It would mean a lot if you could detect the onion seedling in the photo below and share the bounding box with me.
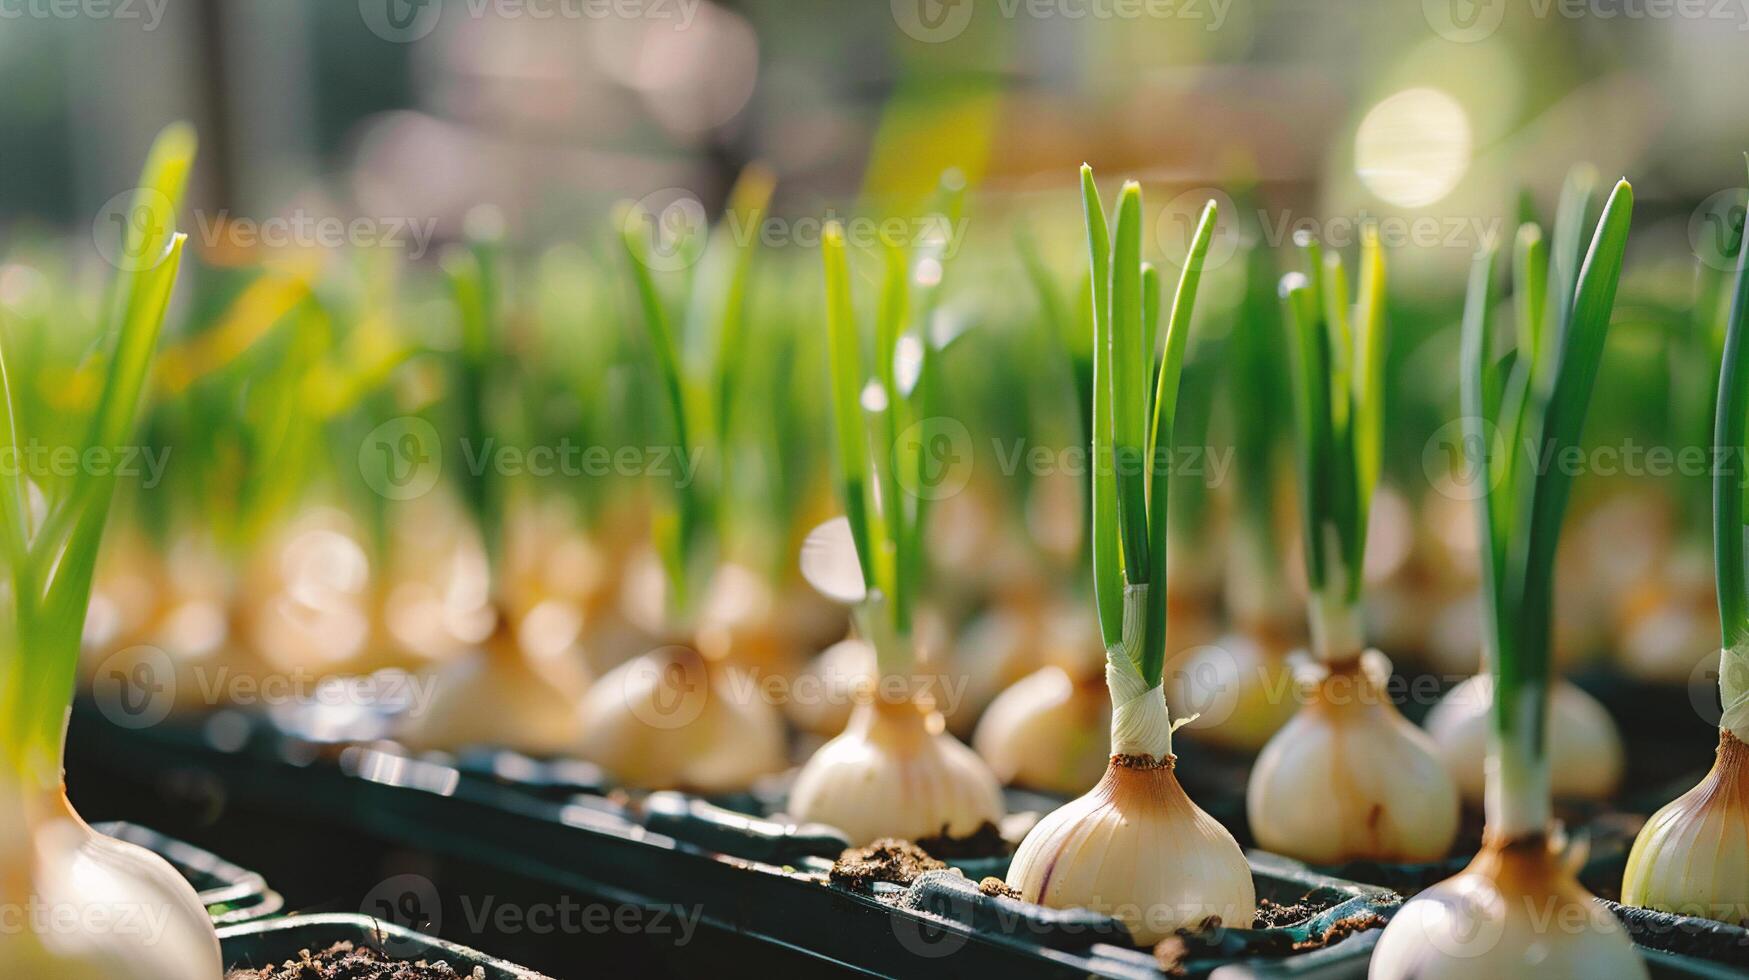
[0,124,223,979]
[1373,178,1642,978]
[1171,214,1301,753]
[1423,170,1626,808]
[1004,168,1254,944]
[398,221,587,756]
[788,188,1006,847]
[969,229,1113,795]
[576,171,789,792]
[1244,225,1462,865]
[1621,160,1749,925]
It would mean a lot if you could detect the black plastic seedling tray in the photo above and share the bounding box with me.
[94,821,284,926]
[1575,831,1749,974]
[339,746,1403,979]
[218,913,552,978]
[70,703,1728,979]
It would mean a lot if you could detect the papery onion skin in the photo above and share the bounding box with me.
[0,791,222,980]
[1621,731,1749,924]
[788,696,1003,846]
[973,665,1110,795]
[1168,628,1298,753]
[1248,652,1459,864]
[1372,834,1646,979]
[1425,675,1624,805]
[578,645,786,792]
[398,622,583,756]
[1006,755,1255,945]
[785,636,871,736]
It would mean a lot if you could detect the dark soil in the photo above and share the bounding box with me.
[830,838,946,892]
[914,820,1009,859]
[224,941,483,980]
[978,876,1019,898]
[1251,897,1323,928]
[1152,899,1387,972]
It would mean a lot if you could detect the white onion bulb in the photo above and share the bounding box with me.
[398,620,584,756]
[785,636,872,736]
[1007,642,1254,945]
[0,790,221,979]
[1248,651,1459,864]
[1621,730,1749,923]
[1006,756,1254,944]
[1168,629,1297,753]
[1425,674,1623,806]
[578,645,786,792]
[788,694,1003,845]
[973,665,1110,794]
[1372,836,1646,979]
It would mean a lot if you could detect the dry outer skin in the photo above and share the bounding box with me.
[224,941,486,980]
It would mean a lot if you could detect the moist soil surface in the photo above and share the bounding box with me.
[225,941,485,980]
[830,838,946,892]
[1152,892,1387,973]
[913,820,1009,859]
[1251,897,1325,928]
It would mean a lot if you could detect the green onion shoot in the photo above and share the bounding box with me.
[1374,177,1643,980]
[1003,167,1254,945]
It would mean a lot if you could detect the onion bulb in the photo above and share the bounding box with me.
[1247,651,1459,864]
[1621,728,1749,923]
[0,789,221,979]
[1615,552,1716,684]
[1007,642,1254,945]
[1167,625,1298,753]
[973,664,1110,794]
[1425,674,1623,806]
[1372,835,1645,979]
[578,644,786,792]
[788,688,1003,845]
[785,635,872,736]
[398,614,584,756]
